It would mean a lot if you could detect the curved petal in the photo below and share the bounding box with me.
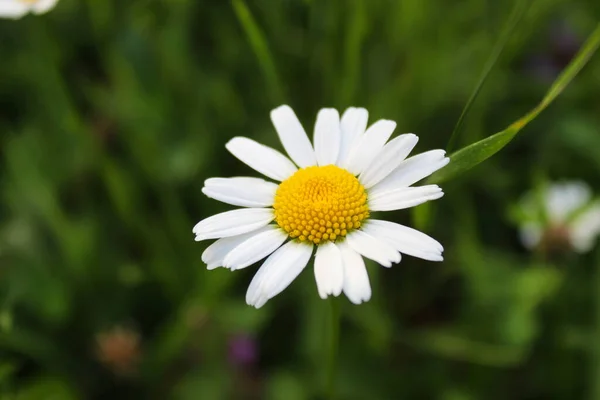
[363,220,444,261]
[201,227,272,269]
[345,120,396,175]
[246,241,313,308]
[202,177,278,207]
[223,226,288,270]
[519,222,542,250]
[369,185,444,212]
[338,241,371,304]
[0,2,29,18]
[225,137,297,181]
[570,203,600,253]
[371,150,449,193]
[345,230,400,268]
[545,181,592,224]
[338,107,368,168]
[313,108,341,166]
[193,208,274,241]
[359,134,418,189]
[314,242,344,299]
[32,0,59,14]
[270,105,316,168]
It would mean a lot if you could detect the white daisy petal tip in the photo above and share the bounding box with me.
[222,227,287,271]
[346,230,401,268]
[338,107,369,167]
[314,108,341,166]
[345,119,397,175]
[192,208,274,241]
[359,133,420,189]
[201,177,277,208]
[339,243,372,304]
[369,185,444,212]
[244,241,312,308]
[270,104,317,168]
[347,290,371,305]
[362,220,445,262]
[225,136,297,181]
[314,242,344,299]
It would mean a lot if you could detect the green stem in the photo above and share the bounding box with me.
[326,298,341,400]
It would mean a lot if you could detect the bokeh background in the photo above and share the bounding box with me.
[1,0,600,399]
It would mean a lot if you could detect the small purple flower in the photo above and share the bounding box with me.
[228,334,258,367]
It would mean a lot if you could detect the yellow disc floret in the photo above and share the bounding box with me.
[273,165,369,245]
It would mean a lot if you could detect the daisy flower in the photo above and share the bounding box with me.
[0,0,58,19]
[518,181,600,253]
[193,105,449,308]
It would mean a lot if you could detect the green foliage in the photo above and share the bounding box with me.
[430,23,600,184]
[0,0,599,399]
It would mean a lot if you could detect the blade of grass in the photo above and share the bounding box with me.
[429,23,600,184]
[231,0,285,102]
[446,0,530,152]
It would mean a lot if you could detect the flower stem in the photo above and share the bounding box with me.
[327,298,340,400]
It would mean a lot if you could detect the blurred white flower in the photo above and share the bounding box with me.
[193,105,449,308]
[0,0,58,19]
[518,181,600,253]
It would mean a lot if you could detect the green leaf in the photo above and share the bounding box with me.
[446,0,530,152]
[429,23,600,184]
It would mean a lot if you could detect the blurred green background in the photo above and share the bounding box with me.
[1,0,600,399]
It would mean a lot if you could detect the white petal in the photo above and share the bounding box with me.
[345,120,397,175]
[369,185,444,212]
[225,137,297,181]
[201,227,271,270]
[313,108,341,166]
[270,105,317,168]
[314,242,344,299]
[245,241,313,308]
[202,177,278,207]
[193,208,274,241]
[363,220,444,262]
[519,222,542,250]
[339,241,371,304]
[338,107,368,168]
[0,2,29,18]
[570,202,600,253]
[223,226,288,270]
[371,150,450,194]
[32,0,59,14]
[359,134,419,189]
[545,181,591,224]
[345,230,400,268]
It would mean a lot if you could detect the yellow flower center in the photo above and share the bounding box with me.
[273,165,369,245]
